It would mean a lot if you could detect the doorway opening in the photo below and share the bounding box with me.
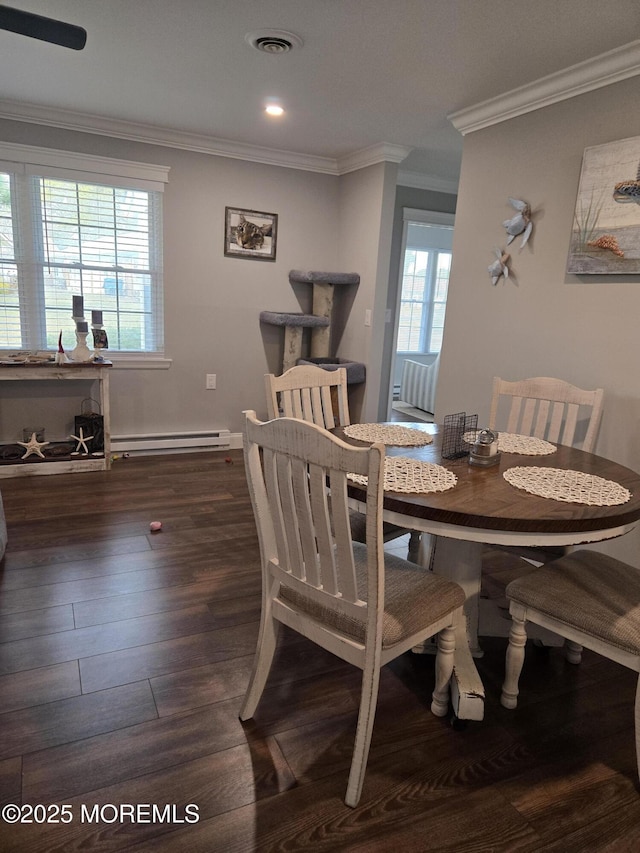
[391,209,454,421]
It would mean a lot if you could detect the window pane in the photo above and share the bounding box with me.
[29,176,161,353]
[81,229,116,267]
[398,248,430,352]
[43,267,81,348]
[0,175,19,347]
[429,326,444,352]
[0,173,14,260]
[397,238,451,355]
[45,307,76,350]
[434,252,451,301]
[402,249,428,301]
[0,263,20,347]
[397,301,423,352]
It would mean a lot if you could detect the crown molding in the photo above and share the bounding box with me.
[449,39,640,135]
[397,169,458,195]
[0,99,413,179]
[336,143,412,175]
[0,98,340,174]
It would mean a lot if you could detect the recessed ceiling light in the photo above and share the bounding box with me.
[265,104,284,117]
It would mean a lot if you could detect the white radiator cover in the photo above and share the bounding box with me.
[400,354,440,414]
[111,429,232,453]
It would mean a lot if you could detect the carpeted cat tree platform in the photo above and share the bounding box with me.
[260,270,365,387]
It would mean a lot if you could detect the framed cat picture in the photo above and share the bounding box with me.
[224,207,278,261]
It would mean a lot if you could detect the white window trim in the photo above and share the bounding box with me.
[111,355,173,369]
[402,208,455,227]
[0,142,169,189]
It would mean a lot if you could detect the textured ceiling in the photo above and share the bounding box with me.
[1,0,639,185]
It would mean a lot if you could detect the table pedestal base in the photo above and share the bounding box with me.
[428,537,485,720]
[412,537,565,721]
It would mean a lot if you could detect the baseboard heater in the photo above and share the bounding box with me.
[111,429,231,453]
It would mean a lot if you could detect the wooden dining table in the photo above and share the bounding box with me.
[338,421,640,722]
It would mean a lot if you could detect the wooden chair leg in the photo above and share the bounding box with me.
[345,658,382,808]
[501,614,527,709]
[417,532,435,569]
[565,640,583,664]
[407,531,421,563]
[431,624,455,716]
[239,602,279,721]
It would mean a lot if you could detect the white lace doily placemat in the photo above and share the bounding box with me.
[463,431,556,455]
[348,456,456,494]
[344,423,433,446]
[503,466,631,506]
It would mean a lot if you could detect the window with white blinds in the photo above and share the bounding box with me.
[0,144,168,356]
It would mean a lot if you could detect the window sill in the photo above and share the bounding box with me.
[1,353,172,369]
[109,356,172,370]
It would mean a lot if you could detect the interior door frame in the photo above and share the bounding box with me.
[389,208,455,410]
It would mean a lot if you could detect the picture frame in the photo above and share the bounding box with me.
[568,135,640,274]
[224,207,278,261]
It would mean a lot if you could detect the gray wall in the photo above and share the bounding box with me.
[0,118,391,440]
[436,75,640,564]
[335,161,399,422]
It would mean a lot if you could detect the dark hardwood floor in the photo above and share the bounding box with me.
[0,450,639,852]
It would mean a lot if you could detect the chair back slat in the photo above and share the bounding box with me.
[262,448,296,576]
[291,456,323,584]
[505,396,523,434]
[328,468,359,601]
[520,398,537,435]
[545,400,563,443]
[559,402,579,446]
[533,399,550,438]
[308,462,335,589]
[490,376,604,452]
[283,390,304,420]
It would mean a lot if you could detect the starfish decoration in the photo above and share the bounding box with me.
[17,432,50,459]
[70,427,94,455]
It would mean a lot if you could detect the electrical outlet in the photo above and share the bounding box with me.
[206,374,216,390]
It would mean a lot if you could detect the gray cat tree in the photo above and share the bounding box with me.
[260,270,365,386]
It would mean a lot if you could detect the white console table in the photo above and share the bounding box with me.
[0,361,112,477]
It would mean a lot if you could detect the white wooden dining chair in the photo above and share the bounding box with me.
[265,364,421,562]
[488,375,605,568]
[500,549,640,781]
[240,411,465,808]
[488,376,604,454]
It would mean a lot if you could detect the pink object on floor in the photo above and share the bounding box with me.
[149,521,162,532]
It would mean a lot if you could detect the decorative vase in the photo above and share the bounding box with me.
[70,330,93,362]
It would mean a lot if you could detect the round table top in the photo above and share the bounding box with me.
[338,422,640,537]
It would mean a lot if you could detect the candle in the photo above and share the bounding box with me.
[72,295,84,317]
[91,310,103,326]
[76,320,89,333]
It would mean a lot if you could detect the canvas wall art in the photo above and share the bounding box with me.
[568,135,640,274]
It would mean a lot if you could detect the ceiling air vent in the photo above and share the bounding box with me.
[245,30,304,54]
